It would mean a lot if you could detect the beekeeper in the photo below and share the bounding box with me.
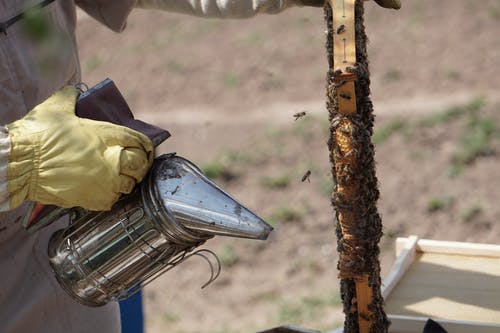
[0,0,400,332]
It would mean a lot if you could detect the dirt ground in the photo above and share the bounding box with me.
[76,1,500,332]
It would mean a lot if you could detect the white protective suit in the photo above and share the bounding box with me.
[0,0,302,332]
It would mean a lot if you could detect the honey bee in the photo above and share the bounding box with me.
[336,24,346,34]
[293,111,307,120]
[359,312,370,321]
[301,170,311,182]
[345,66,356,73]
[339,92,351,100]
[336,80,347,88]
[349,297,357,314]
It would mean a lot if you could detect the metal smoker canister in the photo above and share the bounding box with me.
[48,154,273,307]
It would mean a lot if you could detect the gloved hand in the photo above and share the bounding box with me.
[5,86,154,211]
[300,0,401,9]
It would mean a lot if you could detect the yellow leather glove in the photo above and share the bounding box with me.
[6,86,154,211]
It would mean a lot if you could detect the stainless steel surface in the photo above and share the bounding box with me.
[48,189,201,306]
[48,154,273,306]
[151,155,273,240]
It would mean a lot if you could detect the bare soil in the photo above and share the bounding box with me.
[76,1,500,332]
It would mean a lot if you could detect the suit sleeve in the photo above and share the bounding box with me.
[135,0,301,19]
[76,0,303,32]
[76,0,136,32]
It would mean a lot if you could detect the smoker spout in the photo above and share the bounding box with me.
[152,155,273,240]
[172,202,273,240]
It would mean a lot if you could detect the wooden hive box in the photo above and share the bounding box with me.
[382,236,500,333]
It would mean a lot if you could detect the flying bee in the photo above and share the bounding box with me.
[336,24,346,34]
[293,111,307,120]
[301,170,311,182]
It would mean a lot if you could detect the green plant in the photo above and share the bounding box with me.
[373,119,407,144]
[260,174,292,189]
[253,290,280,303]
[319,177,333,197]
[221,149,253,164]
[152,36,167,50]
[445,69,461,80]
[267,206,302,225]
[406,96,496,177]
[293,115,315,139]
[162,311,179,323]
[448,115,496,177]
[218,244,240,267]
[426,196,454,213]
[418,97,486,127]
[288,258,323,275]
[169,29,190,43]
[319,118,331,136]
[200,161,236,181]
[456,117,496,163]
[489,6,500,19]
[223,72,240,87]
[408,148,431,161]
[277,292,341,324]
[385,228,401,239]
[84,56,103,72]
[264,126,288,157]
[167,60,187,73]
[278,300,303,323]
[265,126,284,139]
[264,74,284,90]
[125,44,141,54]
[383,69,402,82]
[462,205,484,223]
[243,31,266,45]
[372,97,487,147]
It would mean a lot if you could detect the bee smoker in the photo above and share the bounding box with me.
[23,79,273,307]
[46,153,272,307]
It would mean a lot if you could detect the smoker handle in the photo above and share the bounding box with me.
[21,203,70,233]
[75,78,170,147]
[22,79,170,233]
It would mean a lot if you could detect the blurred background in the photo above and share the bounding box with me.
[76,1,500,332]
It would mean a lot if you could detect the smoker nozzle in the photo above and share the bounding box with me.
[151,155,273,240]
